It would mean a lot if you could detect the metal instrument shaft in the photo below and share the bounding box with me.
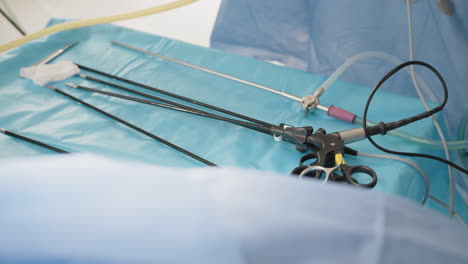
[111,41,304,102]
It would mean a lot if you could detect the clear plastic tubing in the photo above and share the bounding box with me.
[319,50,468,149]
[319,51,436,102]
[354,116,468,149]
[457,109,468,168]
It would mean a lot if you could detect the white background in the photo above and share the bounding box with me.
[0,0,221,47]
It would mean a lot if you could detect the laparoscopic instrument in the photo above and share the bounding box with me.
[293,151,377,189]
[112,31,466,219]
[28,40,462,177]
[65,59,467,186]
[62,78,379,183]
[64,59,465,181]
[35,41,78,65]
[8,41,467,222]
[111,41,468,150]
[71,56,468,177]
[46,85,217,167]
[11,40,466,222]
[16,41,381,186]
[23,41,468,179]
[58,61,377,187]
[0,128,68,153]
[64,79,378,187]
[74,59,381,186]
[1,0,464,224]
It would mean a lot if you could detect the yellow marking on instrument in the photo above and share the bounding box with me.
[335,153,346,165]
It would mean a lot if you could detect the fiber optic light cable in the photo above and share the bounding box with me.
[362,60,467,175]
[46,85,216,167]
[353,117,468,150]
[0,128,69,153]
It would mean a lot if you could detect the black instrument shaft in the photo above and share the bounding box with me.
[75,64,273,127]
[1,128,68,153]
[47,85,216,167]
[66,83,272,135]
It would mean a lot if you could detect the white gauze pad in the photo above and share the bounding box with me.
[20,61,80,86]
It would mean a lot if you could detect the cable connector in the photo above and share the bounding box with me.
[271,124,313,152]
[300,87,325,114]
[377,122,387,135]
[327,105,356,123]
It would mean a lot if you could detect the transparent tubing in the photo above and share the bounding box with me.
[319,51,437,102]
[357,151,430,206]
[318,50,468,149]
[353,117,468,149]
[405,0,453,217]
[457,109,468,169]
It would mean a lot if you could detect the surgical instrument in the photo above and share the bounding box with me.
[46,85,217,167]
[292,149,377,188]
[64,82,318,152]
[109,41,468,150]
[0,7,25,36]
[62,82,360,149]
[64,80,381,188]
[35,41,78,65]
[65,83,274,135]
[0,128,69,153]
[74,68,273,127]
[111,41,304,102]
[111,41,328,113]
[71,60,468,175]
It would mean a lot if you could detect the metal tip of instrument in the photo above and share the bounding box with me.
[62,41,79,51]
[111,41,133,50]
[78,73,87,78]
[65,83,78,88]
[47,85,57,90]
[0,128,6,133]
[35,41,79,65]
